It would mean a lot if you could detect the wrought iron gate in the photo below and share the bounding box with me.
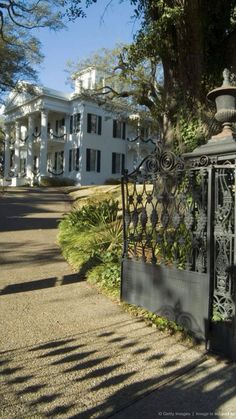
[121,142,236,358]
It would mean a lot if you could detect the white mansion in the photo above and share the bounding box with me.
[2,68,155,186]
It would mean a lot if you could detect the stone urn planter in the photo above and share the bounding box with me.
[207,68,236,139]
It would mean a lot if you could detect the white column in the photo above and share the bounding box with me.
[63,114,70,177]
[14,121,21,176]
[4,126,11,178]
[39,109,48,178]
[26,115,35,181]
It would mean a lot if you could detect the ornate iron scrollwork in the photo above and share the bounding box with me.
[122,146,236,322]
[122,142,208,271]
[212,165,235,320]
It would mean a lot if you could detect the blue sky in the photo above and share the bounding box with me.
[35,1,139,92]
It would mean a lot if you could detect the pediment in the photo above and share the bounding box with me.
[5,85,40,112]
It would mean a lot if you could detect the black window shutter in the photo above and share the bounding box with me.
[61,118,65,126]
[70,116,73,134]
[54,152,58,170]
[113,120,117,138]
[122,123,126,140]
[98,116,102,135]
[76,147,80,171]
[97,150,101,172]
[60,151,64,171]
[112,152,116,174]
[87,114,92,133]
[69,150,72,172]
[76,113,81,132]
[86,148,91,171]
[55,120,59,134]
[122,154,125,173]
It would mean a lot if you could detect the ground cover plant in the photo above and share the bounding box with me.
[58,186,194,342]
[58,196,123,297]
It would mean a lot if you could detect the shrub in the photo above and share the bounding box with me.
[64,199,119,231]
[58,198,123,293]
[40,176,76,187]
[104,178,121,185]
[88,262,121,297]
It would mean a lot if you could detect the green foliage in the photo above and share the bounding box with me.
[176,116,205,152]
[0,1,64,36]
[104,178,121,185]
[122,303,191,340]
[212,305,230,322]
[0,1,65,100]
[92,219,123,261]
[40,177,76,187]
[64,0,97,19]
[88,262,121,297]
[64,199,119,231]
[154,225,191,269]
[65,1,236,148]
[58,187,193,340]
[58,198,122,294]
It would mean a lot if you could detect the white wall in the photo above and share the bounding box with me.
[79,102,127,185]
[4,86,153,186]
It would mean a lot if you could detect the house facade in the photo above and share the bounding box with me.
[3,69,155,186]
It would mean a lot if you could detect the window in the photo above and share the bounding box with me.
[69,148,80,172]
[47,153,53,171]
[112,153,125,174]
[87,113,102,135]
[54,151,64,171]
[113,120,126,140]
[70,113,81,134]
[55,118,65,135]
[33,156,38,171]
[86,148,101,172]
[20,158,26,175]
[10,150,14,168]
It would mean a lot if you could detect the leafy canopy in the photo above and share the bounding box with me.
[66,0,236,150]
[0,1,65,101]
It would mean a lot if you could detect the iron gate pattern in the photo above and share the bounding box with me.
[121,142,236,338]
[213,162,235,321]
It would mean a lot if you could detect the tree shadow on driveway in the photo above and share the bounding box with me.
[0,273,84,295]
[0,321,235,419]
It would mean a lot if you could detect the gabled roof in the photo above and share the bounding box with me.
[4,82,71,113]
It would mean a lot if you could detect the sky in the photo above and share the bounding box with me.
[35,1,139,92]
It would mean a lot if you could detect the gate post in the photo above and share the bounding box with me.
[184,69,236,360]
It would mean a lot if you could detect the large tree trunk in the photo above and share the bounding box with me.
[151,0,236,146]
[177,0,205,101]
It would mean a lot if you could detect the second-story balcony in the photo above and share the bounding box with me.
[31,127,67,144]
[48,128,67,143]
